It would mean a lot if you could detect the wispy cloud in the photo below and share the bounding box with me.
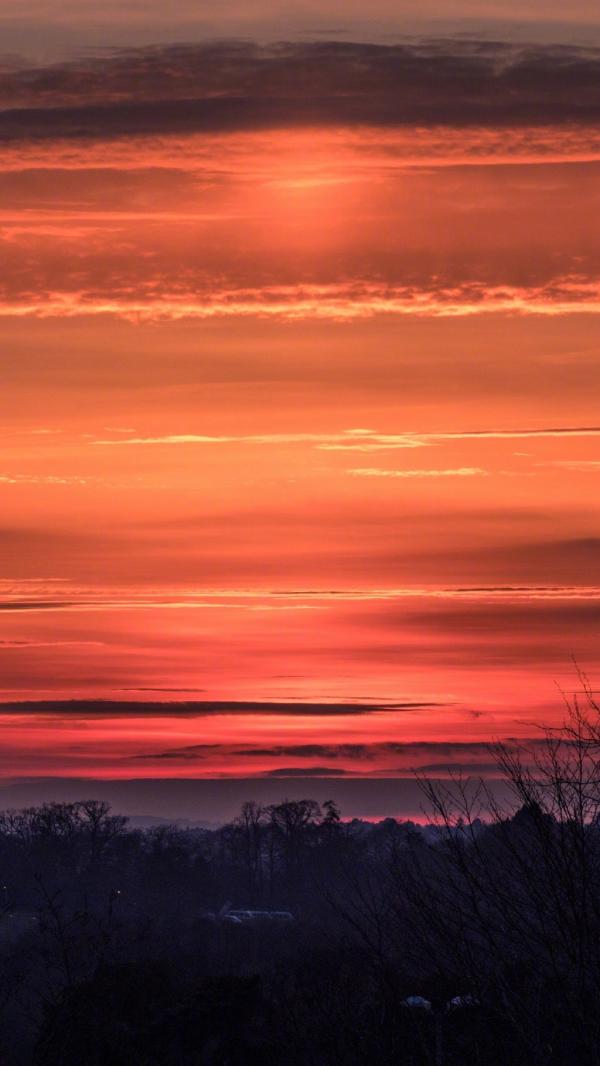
[0,474,90,485]
[91,424,600,451]
[334,426,600,453]
[429,426,600,441]
[0,640,104,648]
[92,428,427,449]
[542,460,600,471]
[5,278,600,321]
[349,467,487,479]
[3,581,600,615]
[5,125,600,174]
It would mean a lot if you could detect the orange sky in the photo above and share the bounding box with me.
[2,34,600,810]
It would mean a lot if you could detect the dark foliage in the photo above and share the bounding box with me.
[2,692,600,1062]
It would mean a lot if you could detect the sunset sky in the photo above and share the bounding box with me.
[2,3,600,819]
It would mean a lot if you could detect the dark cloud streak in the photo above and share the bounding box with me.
[0,699,440,719]
[261,766,350,777]
[130,739,541,763]
[3,41,600,142]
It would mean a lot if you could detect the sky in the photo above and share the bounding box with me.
[2,4,600,819]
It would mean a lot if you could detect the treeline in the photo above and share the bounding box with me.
[0,797,431,1064]
[0,795,419,917]
[3,692,600,1062]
